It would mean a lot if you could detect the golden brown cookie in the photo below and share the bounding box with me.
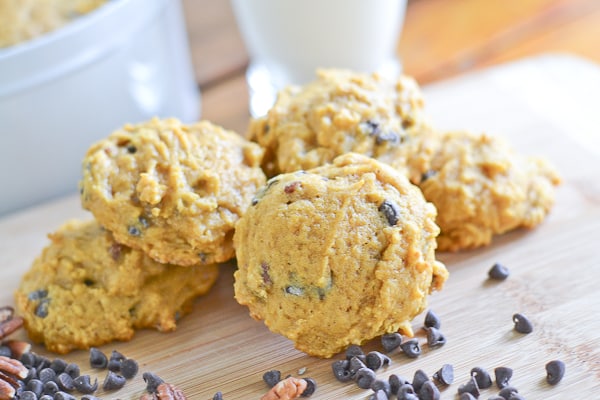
[397,130,561,251]
[80,118,266,266]
[248,69,429,177]
[14,219,219,354]
[234,153,448,358]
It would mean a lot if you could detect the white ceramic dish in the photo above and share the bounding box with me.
[0,0,200,216]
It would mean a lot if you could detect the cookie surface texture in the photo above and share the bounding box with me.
[234,153,448,358]
[248,69,428,177]
[400,130,561,251]
[14,219,219,354]
[80,118,266,266]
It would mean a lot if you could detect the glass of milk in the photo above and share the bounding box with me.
[230,0,407,117]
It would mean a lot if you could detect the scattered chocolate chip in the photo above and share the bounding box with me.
[345,345,365,361]
[103,371,126,391]
[50,358,67,374]
[545,360,565,385]
[38,368,56,384]
[64,363,80,379]
[488,262,510,280]
[262,370,281,388]
[419,380,440,400]
[365,351,390,371]
[348,356,367,377]
[398,383,417,399]
[371,379,391,397]
[369,389,388,400]
[459,393,477,400]
[89,348,107,369]
[426,327,446,348]
[470,366,493,389]
[21,352,36,367]
[213,392,223,400]
[494,367,513,389]
[411,369,428,392]
[28,290,48,301]
[388,374,409,395]
[331,360,352,382]
[39,395,54,400]
[35,299,50,318]
[143,372,164,393]
[36,355,51,370]
[73,375,98,394]
[424,309,441,329]
[457,376,480,398]
[20,391,37,400]
[127,226,141,236]
[43,380,59,396]
[301,377,316,397]
[508,393,526,400]
[381,332,402,352]
[54,391,76,400]
[432,364,454,385]
[379,200,400,226]
[400,338,421,358]
[498,386,519,399]
[121,358,139,379]
[57,372,75,391]
[355,368,377,389]
[512,313,534,334]
[26,379,43,397]
[107,358,121,373]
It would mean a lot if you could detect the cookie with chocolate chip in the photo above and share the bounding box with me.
[233,153,448,358]
[14,219,219,353]
[80,118,266,266]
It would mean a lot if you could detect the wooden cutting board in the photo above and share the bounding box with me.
[1,55,598,399]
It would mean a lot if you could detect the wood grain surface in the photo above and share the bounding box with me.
[0,56,599,399]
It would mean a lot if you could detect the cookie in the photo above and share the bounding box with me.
[248,69,428,177]
[397,130,561,251]
[14,219,219,354]
[80,118,266,266]
[234,153,448,358]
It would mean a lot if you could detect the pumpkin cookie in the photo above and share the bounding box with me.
[80,118,266,266]
[248,69,429,177]
[14,219,219,354]
[400,130,561,251]
[234,153,448,358]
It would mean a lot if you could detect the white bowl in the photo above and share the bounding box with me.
[0,0,200,216]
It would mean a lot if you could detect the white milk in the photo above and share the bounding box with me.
[231,0,407,116]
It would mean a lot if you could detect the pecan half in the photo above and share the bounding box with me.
[0,377,16,400]
[0,317,23,341]
[0,356,28,379]
[140,382,187,400]
[260,377,307,400]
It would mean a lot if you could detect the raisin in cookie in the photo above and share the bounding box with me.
[80,118,266,266]
[248,69,429,177]
[397,130,561,251]
[14,219,219,354]
[234,153,448,358]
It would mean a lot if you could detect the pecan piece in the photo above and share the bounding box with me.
[0,356,28,379]
[139,383,187,400]
[260,377,308,400]
[0,377,16,400]
[0,317,23,341]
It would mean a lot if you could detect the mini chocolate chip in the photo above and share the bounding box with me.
[43,380,59,396]
[142,372,164,393]
[545,360,565,385]
[35,299,50,318]
[421,170,437,182]
[488,262,510,280]
[369,390,388,400]
[332,360,352,382]
[28,289,48,301]
[365,351,390,371]
[38,368,56,383]
[213,392,223,400]
[432,364,454,385]
[400,338,421,358]
[379,200,400,226]
[50,359,67,374]
[26,379,43,397]
[301,377,316,397]
[126,145,137,154]
[419,380,440,400]
[498,386,519,399]
[57,372,75,391]
[470,367,492,389]
[54,391,76,400]
[381,333,402,352]
[127,226,141,236]
[65,363,80,379]
[121,358,139,379]
[355,368,377,389]
[513,313,534,334]
[459,393,477,400]
[426,327,446,348]
[262,370,281,388]
[73,375,98,394]
[388,374,409,395]
[284,286,304,296]
[371,380,391,397]
[411,369,428,392]
[345,345,365,360]
[348,356,367,377]
[424,309,441,329]
[494,366,513,389]
[89,348,107,369]
[103,371,126,391]
[20,391,37,400]
[457,376,480,398]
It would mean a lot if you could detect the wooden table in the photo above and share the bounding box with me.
[1,2,599,399]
